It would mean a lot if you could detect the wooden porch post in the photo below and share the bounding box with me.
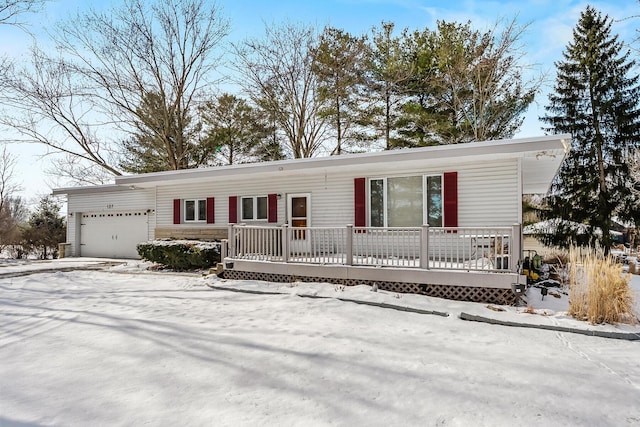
[282,224,289,263]
[220,239,228,259]
[228,224,235,258]
[511,223,522,273]
[346,224,353,266]
[421,224,430,269]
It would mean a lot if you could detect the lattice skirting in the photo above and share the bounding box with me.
[223,269,517,305]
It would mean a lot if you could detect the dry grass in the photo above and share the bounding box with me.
[544,252,569,266]
[568,249,637,325]
[542,251,570,285]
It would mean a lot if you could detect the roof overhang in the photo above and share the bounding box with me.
[53,134,570,195]
[52,184,133,196]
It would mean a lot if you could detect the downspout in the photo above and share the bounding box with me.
[516,157,523,274]
[154,185,158,239]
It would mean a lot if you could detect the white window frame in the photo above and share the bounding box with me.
[241,195,268,221]
[184,199,207,222]
[368,174,443,227]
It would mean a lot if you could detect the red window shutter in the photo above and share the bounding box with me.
[268,193,278,223]
[206,197,215,224]
[354,178,366,227]
[228,196,238,223]
[443,172,458,227]
[173,199,181,224]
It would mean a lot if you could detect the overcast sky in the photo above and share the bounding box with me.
[1,0,637,203]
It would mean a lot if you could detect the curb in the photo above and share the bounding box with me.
[0,262,125,279]
[459,312,640,341]
[206,284,449,317]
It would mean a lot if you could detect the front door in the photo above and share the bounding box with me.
[287,193,311,254]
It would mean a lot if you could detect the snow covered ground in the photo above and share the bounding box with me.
[1,259,639,426]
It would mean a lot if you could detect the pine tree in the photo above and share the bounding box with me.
[200,93,271,165]
[22,197,66,259]
[366,22,412,150]
[542,6,640,253]
[396,20,536,147]
[312,27,372,155]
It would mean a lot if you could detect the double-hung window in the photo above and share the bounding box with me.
[369,175,442,227]
[241,196,268,221]
[184,199,207,222]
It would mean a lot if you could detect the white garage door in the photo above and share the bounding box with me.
[80,211,150,258]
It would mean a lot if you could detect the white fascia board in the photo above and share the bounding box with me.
[114,134,571,188]
[52,184,125,196]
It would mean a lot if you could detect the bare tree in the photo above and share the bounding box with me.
[233,22,327,158]
[0,0,229,183]
[1,48,123,180]
[0,0,45,27]
[0,145,26,252]
[0,145,18,213]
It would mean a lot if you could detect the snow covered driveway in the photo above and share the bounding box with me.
[1,268,639,426]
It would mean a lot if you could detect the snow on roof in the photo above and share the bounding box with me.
[524,219,622,236]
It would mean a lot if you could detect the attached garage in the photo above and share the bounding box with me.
[52,185,156,258]
[80,210,151,258]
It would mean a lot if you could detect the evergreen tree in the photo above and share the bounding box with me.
[312,27,372,154]
[542,6,640,253]
[22,196,66,259]
[396,20,536,147]
[366,22,412,150]
[200,93,272,165]
[394,27,440,147]
[253,93,287,162]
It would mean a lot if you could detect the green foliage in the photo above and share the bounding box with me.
[200,93,273,165]
[395,19,536,147]
[22,196,66,259]
[137,240,221,270]
[363,18,537,149]
[366,22,412,149]
[542,6,640,252]
[312,27,374,154]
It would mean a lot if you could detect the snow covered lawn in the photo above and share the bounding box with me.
[1,261,639,426]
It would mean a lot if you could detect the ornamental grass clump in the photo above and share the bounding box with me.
[568,250,636,325]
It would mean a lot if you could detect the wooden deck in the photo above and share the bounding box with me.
[221,224,527,304]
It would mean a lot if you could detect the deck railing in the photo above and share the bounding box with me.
[226,223,522,273]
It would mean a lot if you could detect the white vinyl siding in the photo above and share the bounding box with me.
[154,158,520,230]
[457,160,520,226]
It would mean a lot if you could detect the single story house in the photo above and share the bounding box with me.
[53,134,570,304]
